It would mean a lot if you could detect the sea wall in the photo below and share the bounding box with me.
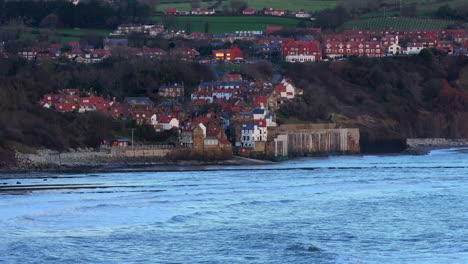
[267,124,360,157]
[15,146,176,169]
[287,128,360,154]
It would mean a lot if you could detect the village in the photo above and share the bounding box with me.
[2,19,468,63]
[3,21,467,159]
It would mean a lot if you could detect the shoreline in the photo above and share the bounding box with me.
[0,156,273,176]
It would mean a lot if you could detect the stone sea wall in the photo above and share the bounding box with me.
[14,147,173,170]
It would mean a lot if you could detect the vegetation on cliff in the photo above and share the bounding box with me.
[280,50,468,152]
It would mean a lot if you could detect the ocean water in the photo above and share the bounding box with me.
[0,148,467,264]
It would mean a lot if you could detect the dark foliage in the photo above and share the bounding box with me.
[0,56,216,167]
[0,0,151,29]
[281,54,468,151]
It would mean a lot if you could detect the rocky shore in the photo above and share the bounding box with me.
[1,148,271,175]
[405,138,468,155]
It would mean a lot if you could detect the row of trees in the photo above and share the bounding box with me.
[0,0,152,29]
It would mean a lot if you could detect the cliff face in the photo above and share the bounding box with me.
[281,54,468,153]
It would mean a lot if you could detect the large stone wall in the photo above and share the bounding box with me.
[110,146,173,158]
[287,128,360,154]
[267,124,360,156]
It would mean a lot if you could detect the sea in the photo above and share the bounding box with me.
[0,148,467,264]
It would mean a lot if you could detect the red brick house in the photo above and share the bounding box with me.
[165,8,178,15]
[191,8,215,15]
[324,41,384,58]
[281,40,322,62]
[242,8,256,15]
[212,46,244,61]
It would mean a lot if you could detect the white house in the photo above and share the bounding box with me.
[252,109,267,120]
[159,117,179,130]
[276,79,296,99]
[241,123,267,148]
[406,42,424,55]
[387,36,402,55]
[150,114,158,126]
[295,11,311,18]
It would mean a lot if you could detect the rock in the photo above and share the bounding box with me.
[16,181,21,185]
[307,246,320,252]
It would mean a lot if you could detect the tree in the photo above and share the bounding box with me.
[40,13,61,29]
[185,23,192,35]
[434,5,459,20]
[191,0,201,8]
[204,22,211,33]
[162,15,177,28]
[315,7,350,31]
[230,0,247,15]
[401,5,418,17]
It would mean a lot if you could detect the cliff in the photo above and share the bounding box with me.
[281,52,468,153]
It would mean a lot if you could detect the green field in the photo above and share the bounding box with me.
[152,16,303,33]
[237,0,336,12]
[1,26,111,44]
[344,17,457,30]
[55,28,112,36]
[158,1,217,11]
[158,0,336,12]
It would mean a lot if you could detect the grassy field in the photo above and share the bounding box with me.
[151,16,303,33]
[1,26,111,44]
[158,0,336,12]
[158,1,217,11]
[55,28,112,36]
[237,0,336,12]
[344,17,457,30]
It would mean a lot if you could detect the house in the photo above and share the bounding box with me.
[387,41,402,55]
[212,46,244,61]
[242,8,256,15]
[241,123,267,148]
[295,11,310,18]
[165,8,178,15]
[116,24,143,35]
[222,74,243,82]
[55,103,78,112]
[110,139,130,147]
[281,40,322,62]
[78,97,107,112]
[148,25,165,36]
[265,26,283,35]
[172,47,200,59]
[124,97,153,106]
[104,38,129,50]
[159,83,184,97]
[406,42,424,55]
[264,8,286,16]
[180,122,206,147]
[138,46,166,58]
[436,41,454,54]
[252,109,267,120]
[131,109,153,125]
[191,8,215,15]
[324,41,384,58]
[158,116,179,131]
[276,79,296,99]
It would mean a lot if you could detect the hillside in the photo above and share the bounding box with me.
[0,56,215,168]
[280,52,468,152]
